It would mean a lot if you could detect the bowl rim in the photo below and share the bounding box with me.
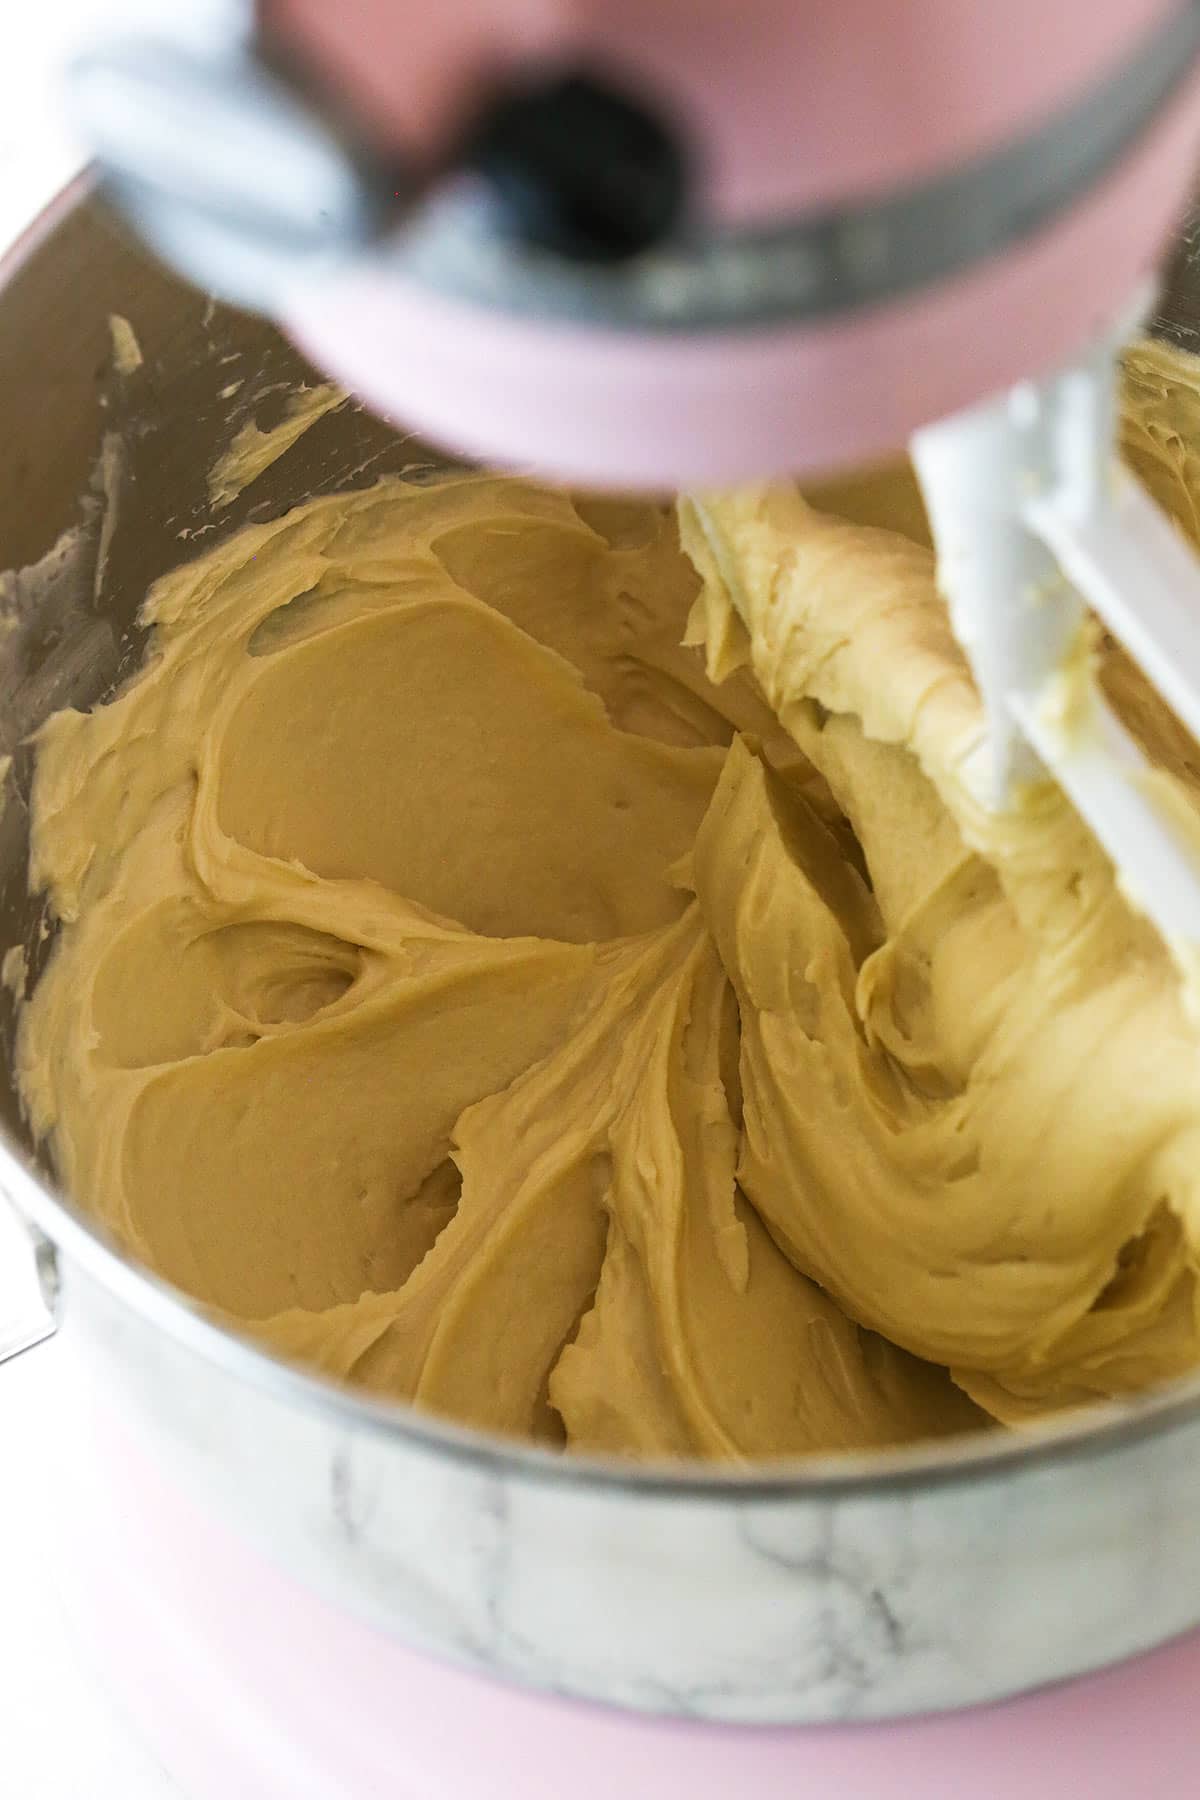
[7,173,1200,1504]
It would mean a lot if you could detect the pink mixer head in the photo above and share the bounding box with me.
[67,1,1200,484]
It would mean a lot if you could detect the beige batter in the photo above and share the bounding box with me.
[17,345,1200,1461]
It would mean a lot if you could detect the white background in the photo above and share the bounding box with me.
[1,8,185,1795]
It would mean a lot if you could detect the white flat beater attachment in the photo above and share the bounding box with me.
[912,301,1200,946]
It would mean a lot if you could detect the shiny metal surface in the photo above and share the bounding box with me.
[5,182,1200,1722]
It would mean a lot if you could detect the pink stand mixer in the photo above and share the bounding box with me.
[4,1,1200,1794]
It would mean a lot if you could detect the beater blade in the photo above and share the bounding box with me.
[912,326,1200,946]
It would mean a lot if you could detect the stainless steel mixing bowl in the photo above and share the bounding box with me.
[4,177,1200,1726]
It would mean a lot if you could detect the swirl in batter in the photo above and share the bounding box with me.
[18,345,1200,1459]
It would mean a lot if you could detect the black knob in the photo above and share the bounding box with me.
[464,72,689,265]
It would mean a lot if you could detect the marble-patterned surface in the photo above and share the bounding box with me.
[53,1245,1200,1726]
